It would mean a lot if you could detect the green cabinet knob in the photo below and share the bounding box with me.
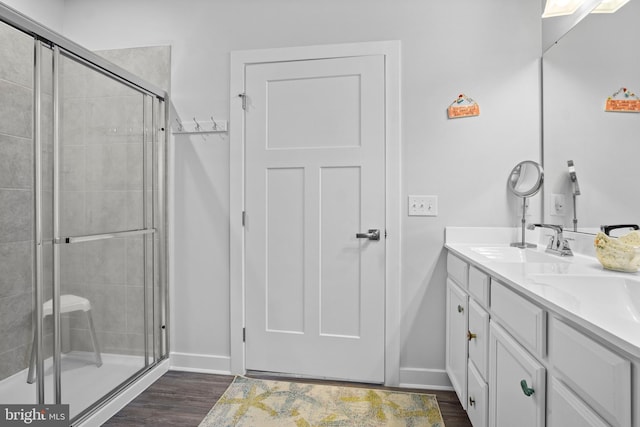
[520,379,535,397]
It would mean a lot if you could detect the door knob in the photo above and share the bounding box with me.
[356,229,380,241]
[467,331,477,341]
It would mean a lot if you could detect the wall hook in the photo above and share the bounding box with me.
[193,117,201,131]
[211,116,219,131]
[175,118,184,132]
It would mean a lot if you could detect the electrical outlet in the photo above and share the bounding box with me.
[552,193,566,216]
[408,195,438,216]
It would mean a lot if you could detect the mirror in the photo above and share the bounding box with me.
[508,160,545,197]
[542,0,639,234]
[508,161,544,248]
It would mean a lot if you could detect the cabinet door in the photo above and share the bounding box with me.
[446,278,468,409]
[549,317,631,427]
[468,360,488,427]
[489,322,546,427]
[468,299,489,380]
[548,377,609,427]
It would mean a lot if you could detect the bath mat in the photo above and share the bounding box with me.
[199,376,445,426]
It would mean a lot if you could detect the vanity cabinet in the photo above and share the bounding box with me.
[445,251,637,427]
[445,255,490,424]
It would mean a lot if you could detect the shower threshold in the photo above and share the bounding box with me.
[0,351,146,419]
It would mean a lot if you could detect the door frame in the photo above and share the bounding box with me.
[229,41,401,386]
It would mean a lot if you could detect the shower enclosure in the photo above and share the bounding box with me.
[0,4,168,424]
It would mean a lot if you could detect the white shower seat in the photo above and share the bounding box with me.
[27,295,103,384]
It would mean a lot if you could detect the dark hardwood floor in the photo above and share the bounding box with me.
[103,372,234,426]
[104,371,472,426]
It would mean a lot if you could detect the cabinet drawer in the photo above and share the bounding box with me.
[467,360,488,427]
[490,280,546,357]
[468,299,489,381]
[468,265,489,307]
[549,317,631,427]
[548,377,608,427]
[447,253,468,289]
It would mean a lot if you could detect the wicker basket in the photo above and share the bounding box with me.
[594,231,640,272]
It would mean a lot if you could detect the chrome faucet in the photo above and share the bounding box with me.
[527,223,573,256]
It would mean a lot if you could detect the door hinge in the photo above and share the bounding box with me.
[238,93,247,110]
[242,211,246,226]
[243,327,246,342]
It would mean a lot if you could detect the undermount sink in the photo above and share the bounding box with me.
[470,246,570,263]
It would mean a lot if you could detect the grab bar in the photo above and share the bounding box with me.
[56,228,156,244]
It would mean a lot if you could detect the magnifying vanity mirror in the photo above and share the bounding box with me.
[508,160,544,248]
[542,0,639,234]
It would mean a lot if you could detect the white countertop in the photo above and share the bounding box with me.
[445,227,640,360]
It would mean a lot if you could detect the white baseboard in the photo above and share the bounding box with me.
[78,359,170,427]
[169,351,232,375]
[398,367,453,391]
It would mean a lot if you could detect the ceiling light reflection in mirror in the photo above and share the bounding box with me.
[591,0,631,13]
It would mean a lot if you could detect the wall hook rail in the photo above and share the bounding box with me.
[172,116,228,134]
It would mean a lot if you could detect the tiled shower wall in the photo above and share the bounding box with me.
[0,22,35,381]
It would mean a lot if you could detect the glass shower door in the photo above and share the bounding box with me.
[54,51,156,419]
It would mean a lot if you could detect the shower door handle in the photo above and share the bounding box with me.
[58,228,156,244]
[356,229,380,241]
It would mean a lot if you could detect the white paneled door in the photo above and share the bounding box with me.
[244,54,386,383]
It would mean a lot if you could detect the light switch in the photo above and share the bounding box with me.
[408,195,438,216]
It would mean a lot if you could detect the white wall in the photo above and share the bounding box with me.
[61,0,542,386]
[1,0,65,33]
